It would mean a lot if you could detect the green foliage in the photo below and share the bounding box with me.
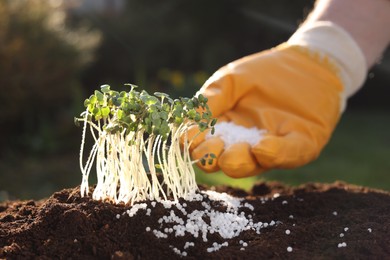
[76,85,215,141]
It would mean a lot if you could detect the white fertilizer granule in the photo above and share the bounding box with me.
[206,122,266,148]
[338,242,347,248]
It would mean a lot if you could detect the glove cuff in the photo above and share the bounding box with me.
[288,21,367,99]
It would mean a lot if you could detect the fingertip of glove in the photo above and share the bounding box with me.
[219,142,265,178]
[252,136,282,169]
[252,134,318,169]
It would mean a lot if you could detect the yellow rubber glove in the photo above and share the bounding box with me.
[189,43,345,178]
[188,22,367,178]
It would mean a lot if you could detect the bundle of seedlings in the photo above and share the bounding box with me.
[75,84,216,205]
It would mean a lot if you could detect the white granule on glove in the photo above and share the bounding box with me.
[206,122,266,149]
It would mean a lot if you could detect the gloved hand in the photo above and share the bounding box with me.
[188,22,366,178]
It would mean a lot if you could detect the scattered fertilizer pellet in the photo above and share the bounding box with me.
[206,122,266,148]
[244,202,254,211]
[146,227,151,232]
[171,246,187,257]
[146,208,151,216]
[289,215,294,219]
[344,227,349,232]
[338,242,347,248]
[368,228,372,233]
[282,200,288,205]
[339,233,344,238]
[333,211,338,216]
[240,248,245,251]
[153,229,168,239]
[287,246,293,252]
[126,203,147,217]
[273,193,280,198]
[184,242,195,249]
[285,229,291,235]
[116,214,120,219]
[207,242,229,253]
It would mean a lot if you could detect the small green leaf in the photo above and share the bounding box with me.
[202,112,211,120]
[112,97,122,106]
[124,83,138,90]
[154,92,169,99]
[192,97,199,107]
[84,99,90,107]
[186,100,194,109]
[95,90,104,104]
[146,96,159,105]
[101,107,110,118]
[211,118,217,126]
[152,118,161,127]
[174,117,183,125]
[160,122,170,135]
[166,96,174,104]
[117,109,124,119]
[100,84,110,93]
[200,158,206,166]
[198,94,208,103]
[87,103,94,113]
[92,107,100,116]
[89,95,97,104]
[194,113,201,122]
[198,122,208,132]
[74,117,80,127]
[187,109,196,119]
[159,111,168,120]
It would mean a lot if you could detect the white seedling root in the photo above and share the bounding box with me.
[78,109,198,205]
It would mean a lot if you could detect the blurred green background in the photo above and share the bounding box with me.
[1,0,389,201]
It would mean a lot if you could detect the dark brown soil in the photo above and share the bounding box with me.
[1,181,390,259]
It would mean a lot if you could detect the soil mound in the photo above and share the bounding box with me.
[1,181,390,259]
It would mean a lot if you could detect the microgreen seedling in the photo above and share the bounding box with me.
[75,84,216,204]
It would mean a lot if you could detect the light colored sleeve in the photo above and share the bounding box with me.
[288,0,390,99]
